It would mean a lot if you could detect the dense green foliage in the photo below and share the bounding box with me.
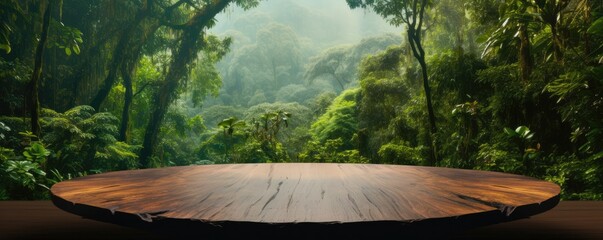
[310,88,359,147]
[1,0,602,200]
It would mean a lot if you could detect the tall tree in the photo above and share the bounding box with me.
[518,13,533,82]
[139,0,259,167]
[118,56,136,142]
[89,1,154,111]
[28,0,54,137]
[117,14,162,142]
[346,0,438,164]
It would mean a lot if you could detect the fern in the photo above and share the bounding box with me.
[41,105,138,172]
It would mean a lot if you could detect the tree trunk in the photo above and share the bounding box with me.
[119,64,133,142]
[418,57,438,165]
[118,22,159,142]
[518,23,533,82]
[407,26,438,165]
[550,23,562,62]
[28,0,53,138]
[89,6,148,112]
[138,30,203,167]
[89,32,130,111]
[68,29,120,108]
[138,0,232,167]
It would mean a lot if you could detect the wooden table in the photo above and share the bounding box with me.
[50,163,560,239]
[3,201,603,239]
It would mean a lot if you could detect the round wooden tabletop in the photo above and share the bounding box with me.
[51,163,560,239]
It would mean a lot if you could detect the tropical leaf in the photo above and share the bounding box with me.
[587,17,603,36]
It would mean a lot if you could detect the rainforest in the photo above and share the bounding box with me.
[0,0,601,201]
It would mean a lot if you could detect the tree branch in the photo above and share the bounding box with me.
[401,2,411,25]
[407,29,422,61]
[162,0,188,13]
[157,18,187,30]
[417,0,426,37]
[412,0,418,26]
[133,82,152,98]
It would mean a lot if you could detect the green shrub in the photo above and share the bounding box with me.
[310,88,359,149]
[378,142,426,165]
[299,138,368,163]
[475,143,522,174]
[41,106,138,172]
[0,141,49,199]
[545,154,603,200]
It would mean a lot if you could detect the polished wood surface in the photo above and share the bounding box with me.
[2,201,601,240]
[50,163,560,238]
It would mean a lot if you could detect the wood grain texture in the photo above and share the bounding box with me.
[50,163,560,238]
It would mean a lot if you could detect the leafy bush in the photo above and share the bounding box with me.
[474,126,542,175]
[378,142,426,165]
[544,154,603,200]
[476,64,522,124]
[0,121,9,139]
[0,127,49,199]
[475,143,522,174]
[546,67,603,157]
[41,106,138,172]
[0,59,31,115]
[199,109,295,163]
[0,117,29,150]
[244,102,311,130]
[153,104,211,167]
[299,138,368,163]
[310,88,360,149]
[198,128,246,163]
